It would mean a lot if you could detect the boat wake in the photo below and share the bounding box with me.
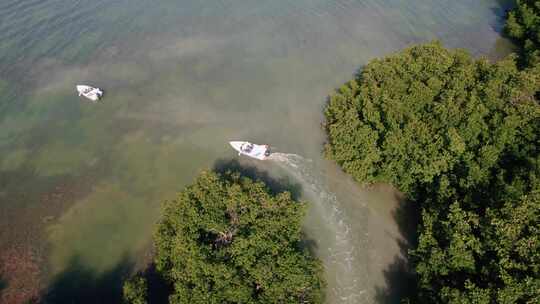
[267,152,368,304]
[266,152,308,167]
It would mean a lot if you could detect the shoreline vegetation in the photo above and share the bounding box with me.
[123,171,324,304]
[323,4,540,302]
[505,0,540,67]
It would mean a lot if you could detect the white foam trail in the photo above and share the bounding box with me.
[267,152,309,167]
[268,152,368,304]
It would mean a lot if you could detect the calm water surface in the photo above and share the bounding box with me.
[0,0,513,303]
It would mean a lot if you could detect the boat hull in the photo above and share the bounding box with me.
[77,85,103,101]
[229,141,270,160]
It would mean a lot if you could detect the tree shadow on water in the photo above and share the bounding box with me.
[488,0,515,34]
[213,158,303,201]
[299,232,319,258]
[374,195,420,304]
[0,275,6,294]
[41,255,134,304]
[137,262,171,304]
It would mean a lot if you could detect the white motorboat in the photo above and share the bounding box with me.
[229,141,270,160]
[77,85,103,101]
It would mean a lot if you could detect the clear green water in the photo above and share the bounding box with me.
[0,0,513,303]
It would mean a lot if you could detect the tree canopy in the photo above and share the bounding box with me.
[123,276,148,304]
[125,171,324,304]
[505,0,540,66]
[325,42,538,195]
[324,42,540,303]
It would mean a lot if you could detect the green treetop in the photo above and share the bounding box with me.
[505,0,540,66]
[150,171,324,304]
[123,276,148,304]
[324,42,539,197]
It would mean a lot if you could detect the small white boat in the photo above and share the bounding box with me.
[77,85,103,101]
[229,141,271,160]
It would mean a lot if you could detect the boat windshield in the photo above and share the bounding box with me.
[241,143,254,153]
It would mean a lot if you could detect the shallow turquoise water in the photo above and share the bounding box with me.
[0,0,513,303]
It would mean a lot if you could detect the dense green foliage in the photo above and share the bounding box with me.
[324,43,540,303]
[123,276,148,304]
[124,171,324,304]
[325,42,538,195]
[506,0,540,65]
[412,185,540,303]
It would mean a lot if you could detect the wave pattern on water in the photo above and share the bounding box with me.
[268,152,369,303]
